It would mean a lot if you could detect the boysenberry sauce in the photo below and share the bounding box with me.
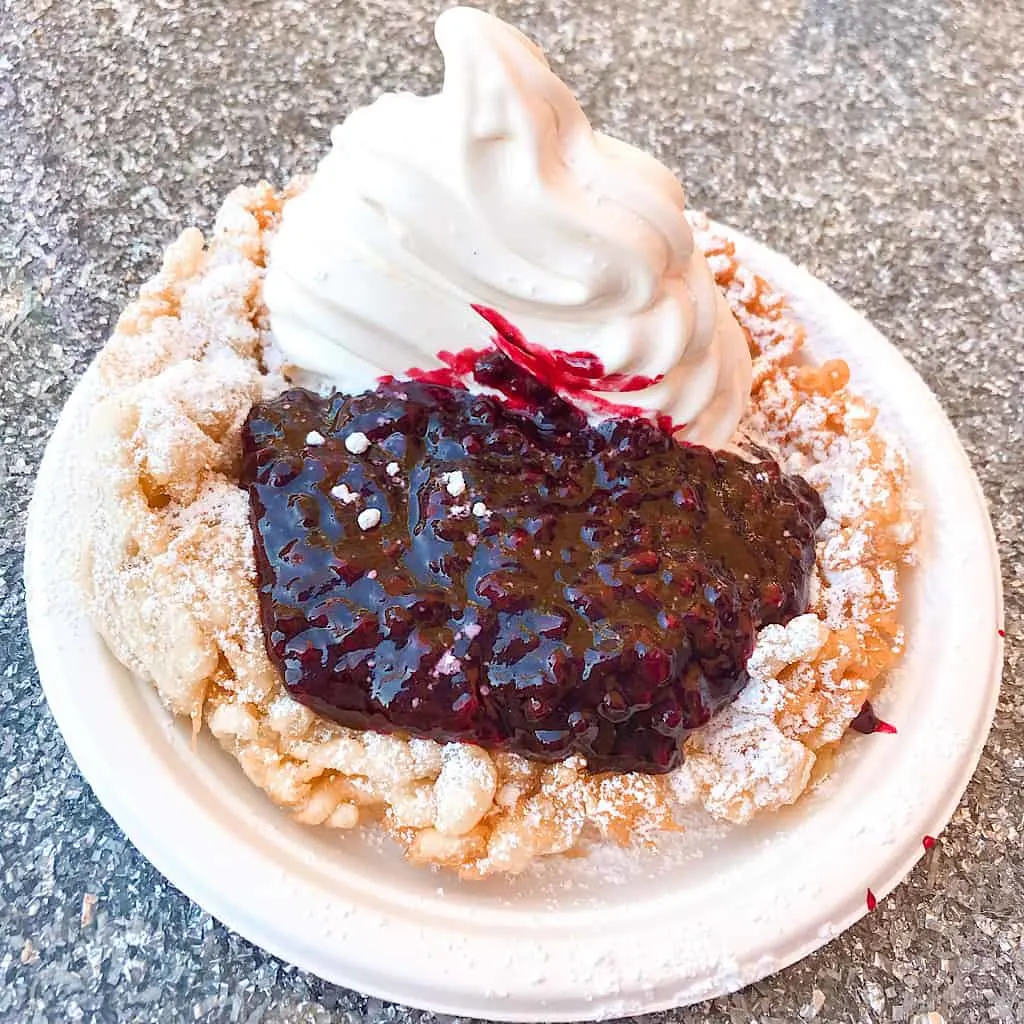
[242,350,824,774]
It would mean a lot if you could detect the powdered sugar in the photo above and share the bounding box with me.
[443,470,467,496]
[344,430,370,454]
[330,483,359,504]
[432,650,462,676]
[357,507,381,531]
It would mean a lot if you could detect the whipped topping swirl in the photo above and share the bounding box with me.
[265,6,752,446]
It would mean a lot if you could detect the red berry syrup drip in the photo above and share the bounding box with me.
[403,306,680,434]
[471,305,663,393]
[866,888,877,912]
[472,305,681,433]
[850,700,897,735]
[403,347,483,389]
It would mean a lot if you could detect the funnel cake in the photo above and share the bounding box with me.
[76,183,916,877]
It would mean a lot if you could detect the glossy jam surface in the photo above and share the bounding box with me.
[242,357,824,773]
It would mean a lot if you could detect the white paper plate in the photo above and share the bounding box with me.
[25,224,1003,1021]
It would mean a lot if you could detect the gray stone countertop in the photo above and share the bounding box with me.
[1,1,1021,1021]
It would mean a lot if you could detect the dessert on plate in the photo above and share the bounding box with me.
[75,7,916,877]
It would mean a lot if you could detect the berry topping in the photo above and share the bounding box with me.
[242,352,824,774]
[850,700,898,735]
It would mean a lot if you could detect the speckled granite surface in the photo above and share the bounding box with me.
[1,0,1020,1021]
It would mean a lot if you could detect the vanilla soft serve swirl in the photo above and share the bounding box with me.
[265,6,752,447]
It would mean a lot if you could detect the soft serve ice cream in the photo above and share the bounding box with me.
[265,6,752,447]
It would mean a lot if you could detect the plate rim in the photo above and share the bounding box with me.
[24,221,1004,1021]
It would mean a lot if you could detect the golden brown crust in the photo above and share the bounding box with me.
[76,187,916,877]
